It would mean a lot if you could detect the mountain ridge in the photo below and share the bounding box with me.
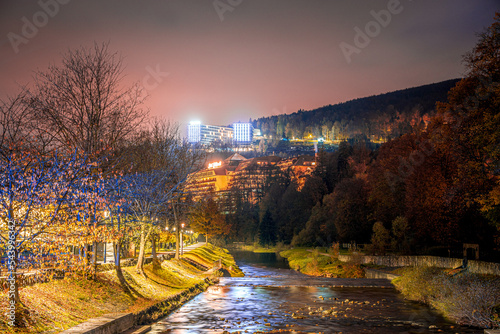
[253,78,461,142]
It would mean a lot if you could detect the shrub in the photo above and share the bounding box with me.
[274,241,287,253]
[305,249,320,274]
[370,221,390,255]
[342,263,365,278]
[391,216,410,254]
[329,242,340,257]
[392,266,443,303]
[393,267,500,329]
[433,273,500,328]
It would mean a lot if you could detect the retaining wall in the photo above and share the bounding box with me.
[338,254,500,276]
[364,268,400,280]
[59,313,134,334]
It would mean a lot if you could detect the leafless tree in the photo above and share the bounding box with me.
[29,42,148,159]
[26,43,148,275]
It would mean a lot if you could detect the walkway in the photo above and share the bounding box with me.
[181,242,206,253]
[158,242,206,257]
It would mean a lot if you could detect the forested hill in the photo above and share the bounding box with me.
[253,79,461,142]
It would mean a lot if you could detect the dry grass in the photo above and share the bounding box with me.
[0,273,134,333]
[0,244,231,333]
[183,244,244,277]
[393,266,500,329]
[279,248,365,278]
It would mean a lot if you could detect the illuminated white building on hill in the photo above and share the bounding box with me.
[187,121,254,146]
[232,122,254,144]
[187,121,233,145]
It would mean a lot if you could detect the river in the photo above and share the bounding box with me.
[146,250,481,334]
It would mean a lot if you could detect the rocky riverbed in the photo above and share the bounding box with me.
[147,251,482,334]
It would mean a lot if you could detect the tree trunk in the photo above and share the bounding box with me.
[136,223,153,275]
[136,225,146,273]
[173,203,180,260]
[205,234,209,246]
[180,232,183,256]
[92,241,98,279]
[114,241,122,276]
[114,240,132,292]
[114,214,122,276]
[7,208,21,326]
[151,237,157,261]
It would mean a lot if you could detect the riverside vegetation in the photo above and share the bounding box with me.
[279,248,365,278]
[279,247,500,329]
[393,267,500,329]
[0,244,240,333]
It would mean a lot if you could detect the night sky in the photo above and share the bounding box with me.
[1,1,498,127]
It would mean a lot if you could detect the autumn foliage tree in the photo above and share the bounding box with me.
[0,91,115,325]
[189,196,228,246]
[427,13,500,244]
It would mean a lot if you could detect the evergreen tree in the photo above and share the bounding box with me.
[259,209,277,247]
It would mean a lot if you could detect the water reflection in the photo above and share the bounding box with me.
[147,251,481,334]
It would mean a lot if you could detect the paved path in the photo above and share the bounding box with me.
[181,242,206,253]
[157,242,206,257]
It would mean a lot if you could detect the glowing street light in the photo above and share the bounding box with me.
[181,223,185,255]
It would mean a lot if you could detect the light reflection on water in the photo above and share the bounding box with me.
[147,251,481,334]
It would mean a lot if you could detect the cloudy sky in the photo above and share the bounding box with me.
[0,1,498,127]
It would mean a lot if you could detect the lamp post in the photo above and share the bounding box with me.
[181,223,185,256]
[103,210,110,264]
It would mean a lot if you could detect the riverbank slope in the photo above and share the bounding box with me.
[393,266,500,329]
[279,248,365,278]
[0,244,240,333]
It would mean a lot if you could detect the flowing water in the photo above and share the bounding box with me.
[147,251,481,334]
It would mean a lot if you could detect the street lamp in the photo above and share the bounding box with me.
[181,223,185,255]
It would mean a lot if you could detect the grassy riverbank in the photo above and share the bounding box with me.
[393,266,500,329]
[279,248,365,278]
[232,243,280,253]
[182,244,244,277]
[0,244,237,333]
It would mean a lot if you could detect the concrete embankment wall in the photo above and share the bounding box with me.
[59,313,134,334]
[338,254,500,276]
[364,268,400,280]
